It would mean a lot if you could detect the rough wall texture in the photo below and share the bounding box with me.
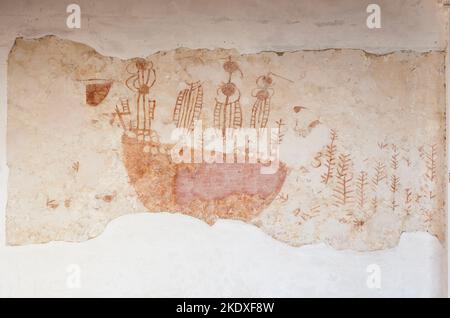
[6,36,446,250]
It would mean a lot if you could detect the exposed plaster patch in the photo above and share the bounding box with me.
[5,36,447,251]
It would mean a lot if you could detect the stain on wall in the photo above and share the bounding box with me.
[86,81,112,106]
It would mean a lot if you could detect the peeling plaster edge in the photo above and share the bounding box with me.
[8,34,447,64]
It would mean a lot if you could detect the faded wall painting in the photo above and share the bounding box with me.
[6,36,446,250]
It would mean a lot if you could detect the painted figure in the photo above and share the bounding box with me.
[173,81,203,130]
[125,58,157,137]
[213,57,243,133]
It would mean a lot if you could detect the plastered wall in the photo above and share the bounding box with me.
[0,0,448,297]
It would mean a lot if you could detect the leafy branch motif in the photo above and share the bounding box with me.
[275,119,285,144]
[389,175,400,212]
[321,129,337,184]
[333,153,353,206]
[390,145,399,171]
[421,208,434,228]
[356,171,368,209]
[389,145,400,212]
[422,144,437,183]
[371,197,378,215]
[371,162,386,189]
[404,188,413,216]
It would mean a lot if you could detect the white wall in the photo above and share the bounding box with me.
[0,0,447,297]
